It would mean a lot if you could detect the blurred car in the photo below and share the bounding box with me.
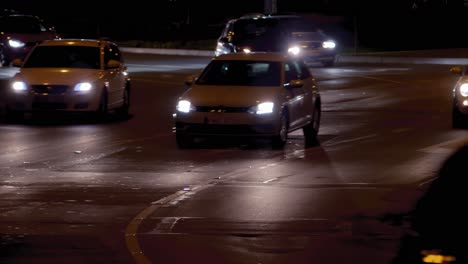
[214,13,337,67]
[173,52,321,148]
[5,39,131,120]
[0,11,60,66]
[450,66,468,128]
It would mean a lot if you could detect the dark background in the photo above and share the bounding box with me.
[3,0,468,51]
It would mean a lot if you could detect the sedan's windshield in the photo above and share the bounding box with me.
[23,46,100,69]
[196,60,281,86]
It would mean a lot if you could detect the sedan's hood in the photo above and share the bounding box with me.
[14,68,103,86]
[183,84,281,107]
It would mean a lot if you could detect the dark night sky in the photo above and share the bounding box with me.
[3,0,468,49]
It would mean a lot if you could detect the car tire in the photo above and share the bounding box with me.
[452,105,467,128]
[5,108,24,123]
[0,47,9,67]
[303,103,321,147]
[96,89,108,120]
[272,111,289,149]
[116,84,130,118]
[322,59,335,67]
[176,133,193,149]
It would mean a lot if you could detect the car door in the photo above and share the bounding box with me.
[295,59,319,125]
[103,43,126,109]
[284,60,307,130]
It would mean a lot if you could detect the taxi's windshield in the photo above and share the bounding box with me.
[195,60,281,86]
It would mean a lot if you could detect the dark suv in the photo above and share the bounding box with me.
[215,13,337,67]
[0,11,59,66]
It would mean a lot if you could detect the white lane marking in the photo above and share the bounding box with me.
[418,137,468,154]
[263,178,278,184]
[323,134,377,147]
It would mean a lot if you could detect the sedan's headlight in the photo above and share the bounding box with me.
[8,39,26,48]
[74,82,92,92]
[322,41,336,49]
[11,81,27,91]
[460,83,468,97]
[288,46,301,55]
[249,102,274,114]
[177,100,194,113]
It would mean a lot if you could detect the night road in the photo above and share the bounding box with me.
[0,53,466,264]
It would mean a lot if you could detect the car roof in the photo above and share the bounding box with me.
[38,39,116,47]
[214,52,290,62]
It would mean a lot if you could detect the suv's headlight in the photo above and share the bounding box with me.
[322,41,336,49]
[177,100,194,113]
[248,102,274,114]
[460,83,468,97]
[215,43,232,56]
[8,39,26,48]
[288,46,301,55]
[11,81,27,91]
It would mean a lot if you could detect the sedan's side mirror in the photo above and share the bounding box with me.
[12,58,23,67]
[450,66,463,75]
[286,79,304,89]
[106,59,121,69]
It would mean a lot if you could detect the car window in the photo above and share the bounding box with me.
[23,46,100,69]
[0,15,48,33]
[104,44,122,65]
[284,61,300,83]
[196,60,281,86]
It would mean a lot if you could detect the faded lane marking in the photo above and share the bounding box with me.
[130,78,182,85]
[323,134,377,147]
[418,137,468,154]
[392,128,411,133]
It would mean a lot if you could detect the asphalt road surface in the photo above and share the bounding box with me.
[0,53,466,264]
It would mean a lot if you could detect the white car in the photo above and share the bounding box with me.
[173,52,321,149]
[5,39,130,121]
[451,65,468,128]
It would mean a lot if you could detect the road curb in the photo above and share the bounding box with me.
[120,47,214,57]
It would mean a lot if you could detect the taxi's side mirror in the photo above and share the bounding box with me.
[12,58,23,67]
[184,76,196,86]
[450,66,463,75]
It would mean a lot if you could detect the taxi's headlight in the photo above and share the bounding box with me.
[288,46,301,55]
[177,100,194,113]
[249,102,274,114]
[242,48,252,53]
[11,81,27,91]
[8,39,26,48]
[460,83,468,97]
[74,82,93,92]
[322,41,336,49]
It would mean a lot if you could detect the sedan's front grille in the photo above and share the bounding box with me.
[195,106,250,113]
[31,85,68,94]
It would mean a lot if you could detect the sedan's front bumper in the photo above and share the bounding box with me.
[174,111,280,138]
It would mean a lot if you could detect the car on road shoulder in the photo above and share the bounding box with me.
[215,13,337,67]
[173,52,321,148]
[5,38,131,121]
